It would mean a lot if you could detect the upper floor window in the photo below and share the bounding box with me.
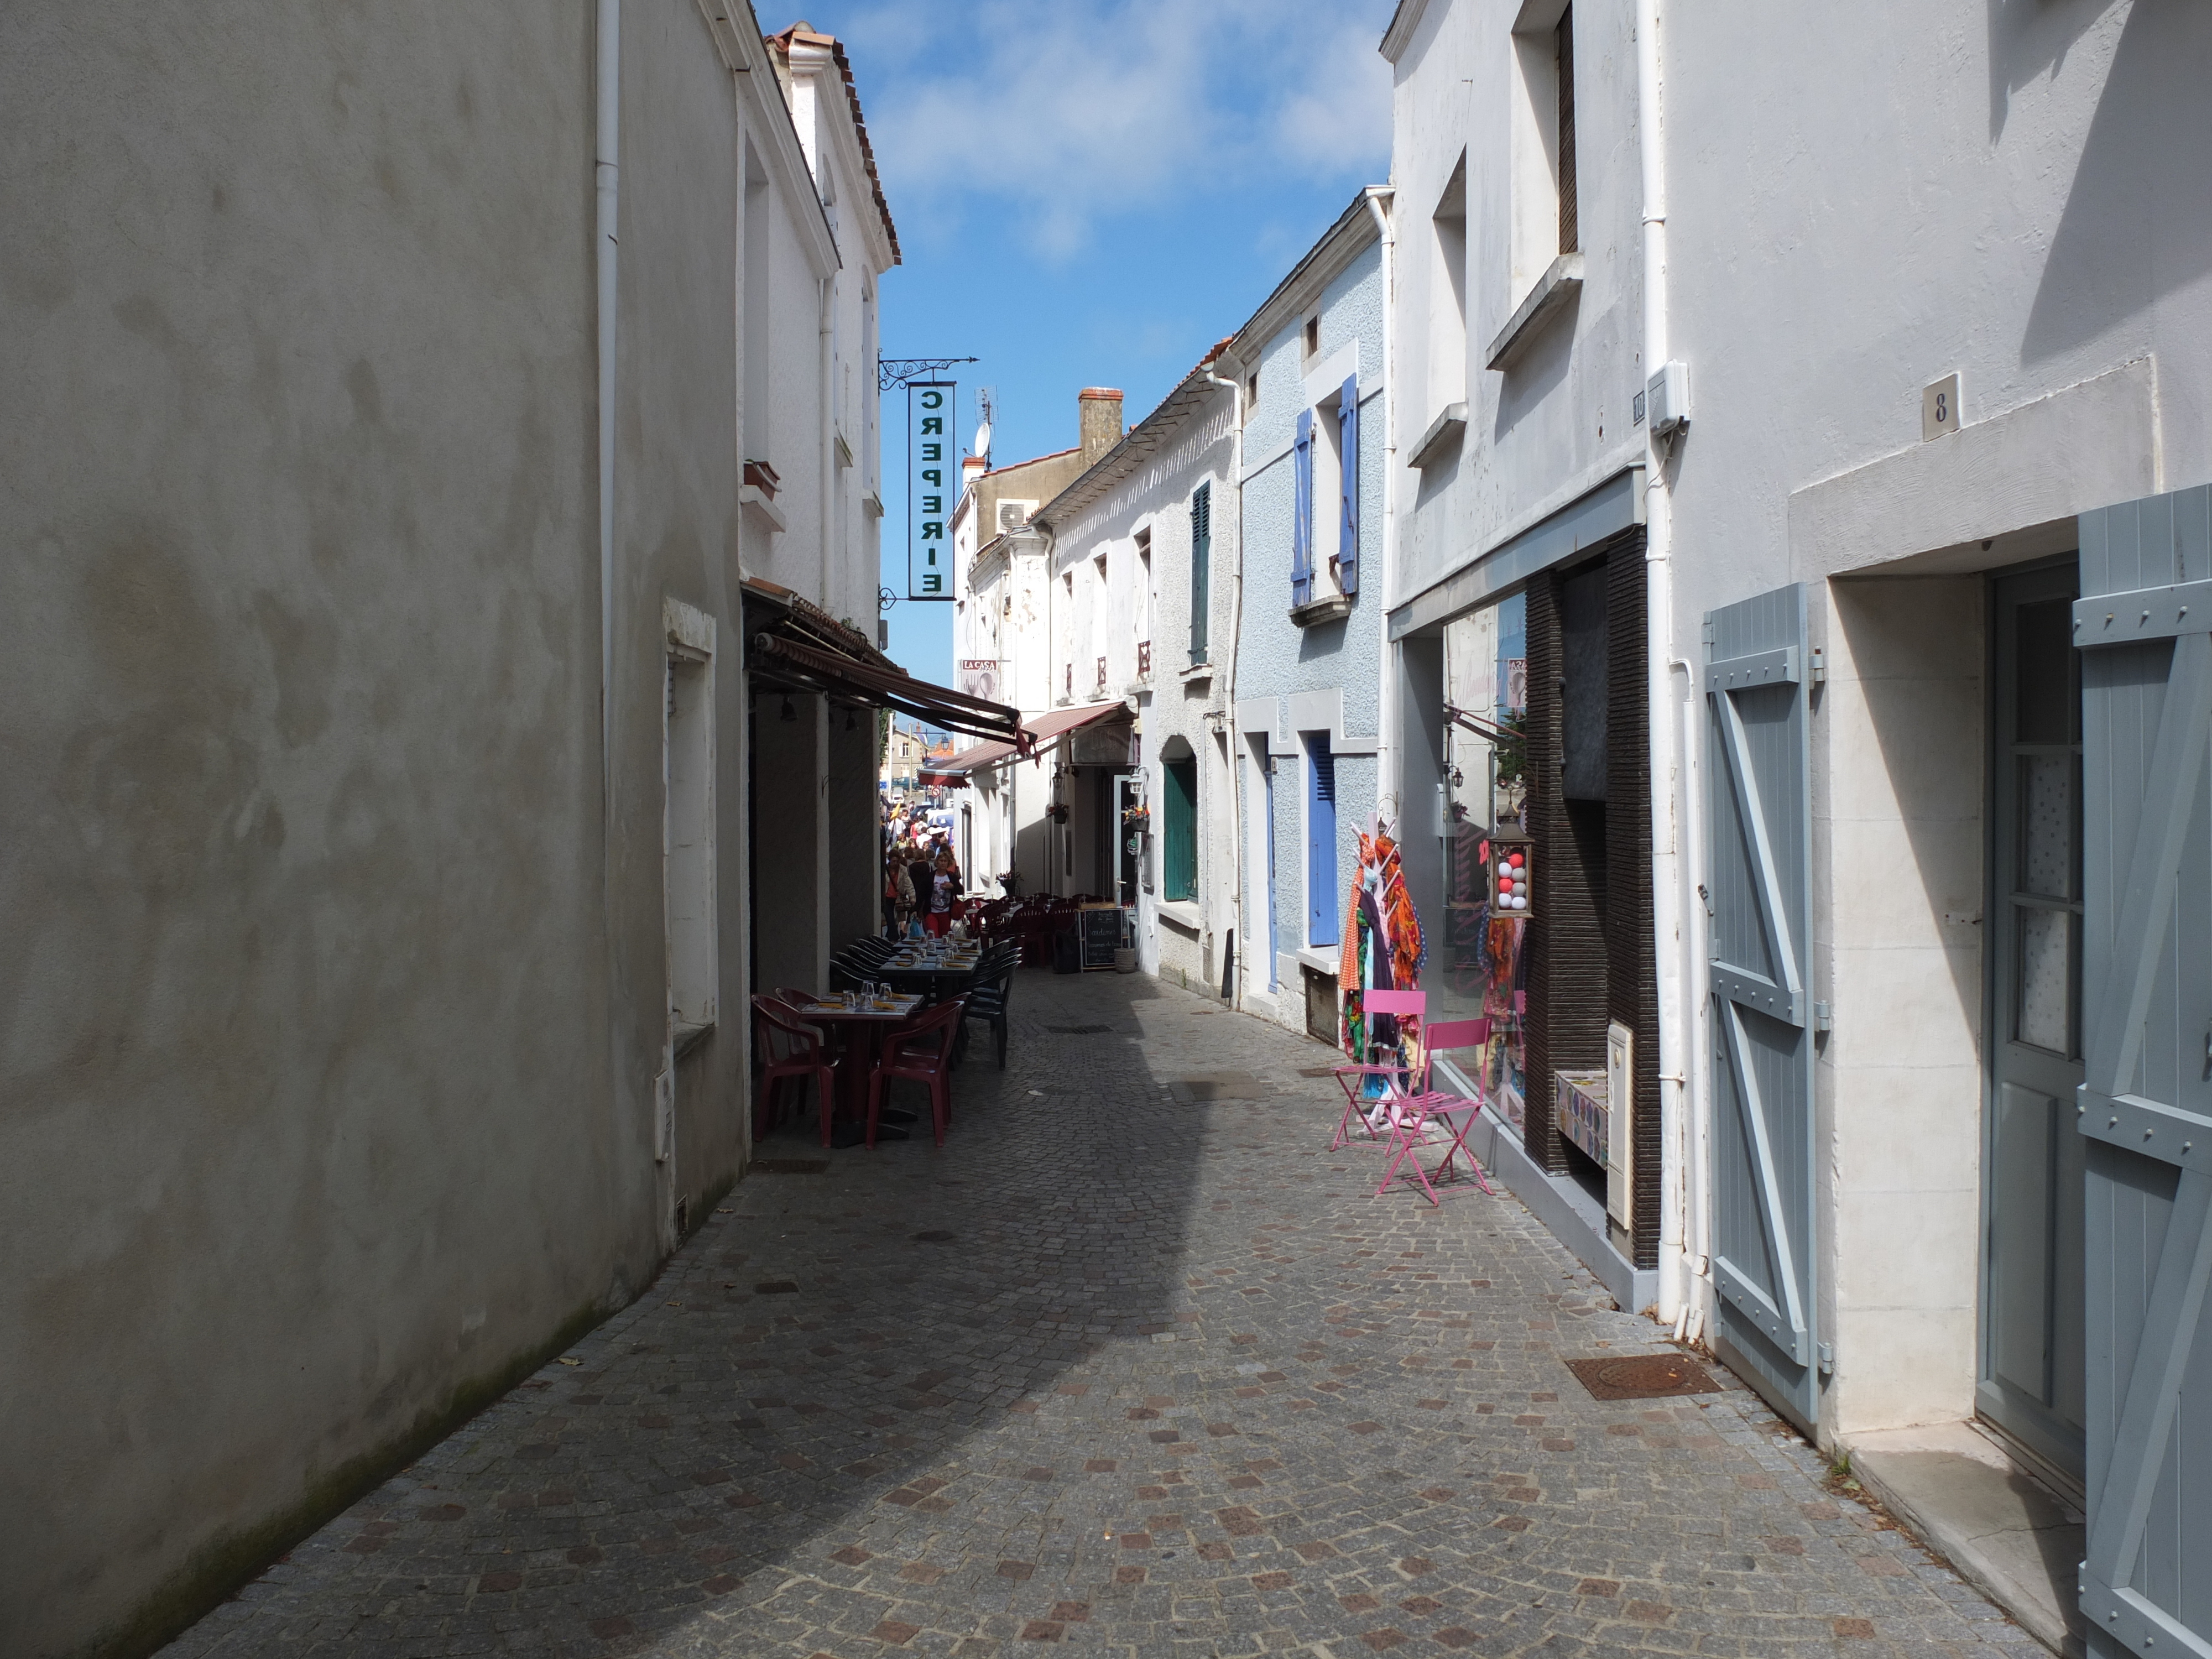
[1188,483,1212,667]
[1430,154,1468,416]
[1291,375,1360,613]
[1510,1,1579,298]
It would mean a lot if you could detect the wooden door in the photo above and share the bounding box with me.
[1704,584,1819,1432]
[2074,485,2212,1658]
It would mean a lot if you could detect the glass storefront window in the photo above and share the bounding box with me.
[1433,593,1529,1128]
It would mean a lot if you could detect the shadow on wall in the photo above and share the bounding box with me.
[1830,580,1984,1035]
[2020,0,2212,363]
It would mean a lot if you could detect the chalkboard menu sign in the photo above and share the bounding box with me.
[1079,903,1125,971]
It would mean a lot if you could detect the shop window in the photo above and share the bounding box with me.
[1162,756,1198,901]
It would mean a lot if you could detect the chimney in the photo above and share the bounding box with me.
[1078,387,1123,466]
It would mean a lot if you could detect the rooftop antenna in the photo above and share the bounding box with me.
[973,386,996,466]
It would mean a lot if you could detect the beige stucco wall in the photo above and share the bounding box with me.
[1813,577,1987,1439]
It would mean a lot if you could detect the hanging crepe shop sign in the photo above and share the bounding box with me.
[906,381,956,600]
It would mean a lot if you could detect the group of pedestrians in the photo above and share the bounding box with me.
[884,844,963,937]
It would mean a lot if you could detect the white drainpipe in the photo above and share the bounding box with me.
[1362,187,1397,831]
[1201,362,1244,1001]
[596,0,620,818]
[1636,0,1702,1333]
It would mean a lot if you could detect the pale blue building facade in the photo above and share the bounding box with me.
[1221,198,1387,1036]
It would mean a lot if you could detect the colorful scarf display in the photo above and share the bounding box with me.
[1339,829,1426,1075]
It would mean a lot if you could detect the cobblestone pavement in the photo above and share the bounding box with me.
[168,970,2037,1659]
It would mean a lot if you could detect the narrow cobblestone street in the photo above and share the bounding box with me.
[166,972,2036,1659]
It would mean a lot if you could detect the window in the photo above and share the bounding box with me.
[1135,528,1152,675]
[1292,410,1314,606]
[1510,2,1577,298]
[1305,736,1338,946]
[1188,483,1212,666]
[1162,757,1198,901]
[1303,314,1321,359]
[1430,155,1468,414]
[1556,8,1578,255]
[1245,369,1260,412]
[664,602,717,1050]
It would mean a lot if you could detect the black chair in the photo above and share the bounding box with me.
[847,937,895,964]
[959,956,1017,1070]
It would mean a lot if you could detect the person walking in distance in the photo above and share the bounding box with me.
[924,851,963,937]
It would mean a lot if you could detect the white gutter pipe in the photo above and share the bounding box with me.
[1362,187,1397,832]
[596,0,620,819]
[1201,362,1244,1002]
[1635,0,1701,1334]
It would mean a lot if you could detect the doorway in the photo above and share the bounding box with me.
[1979,559,2085,1485]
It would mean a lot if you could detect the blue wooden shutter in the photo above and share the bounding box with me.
[1306,739,1338,947]
[2075,484,2212,1659]
[1188,483,1211,667]
[1337,375,1360,596]
[1291,410,1314,606]
[1704,583,1818,1433]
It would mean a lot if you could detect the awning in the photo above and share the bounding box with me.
[917,770,966,788]
[935,737,1019,776]
[740,578,1025,748]
[1024,700,1127,742]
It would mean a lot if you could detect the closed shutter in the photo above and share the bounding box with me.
[1292,410,1314,607]
[1190,483,1212,667]
[1556,7,1578,256]
[2074,484,2212,1659]
[1307,740,1339,947]
[1703,583,1818,1433]
[1337,376,1360,597]
[1163,757,1198,902]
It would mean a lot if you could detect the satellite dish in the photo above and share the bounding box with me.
[972,420,992,462]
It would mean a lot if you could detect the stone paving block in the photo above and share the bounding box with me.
[160,971,2031,1659]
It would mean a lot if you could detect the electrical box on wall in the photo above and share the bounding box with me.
[1646,361,1689,435]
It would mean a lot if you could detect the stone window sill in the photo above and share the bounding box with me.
[1486,253,1583,373]
[1158,900,1202,933]
[1410,402,1467,470]
[1290,594,1353,628]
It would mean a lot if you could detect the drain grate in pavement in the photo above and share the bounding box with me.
[753,1281,800,1295]
[911,1230,956,1243]
[1564,1353,1723,1401]
[1046,1024,1114,1034]
[752,1158,828,1175]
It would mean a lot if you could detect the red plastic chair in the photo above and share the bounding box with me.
[1331,988,1428,1150]
[866,997,965,1149]
[1376,1017,1496,1204]
[752,994,838,1146]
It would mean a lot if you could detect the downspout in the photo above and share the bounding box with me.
[1363,187,1397,832]
[596,0,630,1208]
[820,274,836,624]
[597,0,620,822]
[1201,362,1244,1003]
[1635,0,1700,1333]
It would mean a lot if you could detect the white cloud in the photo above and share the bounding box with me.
[844,0,1395,260]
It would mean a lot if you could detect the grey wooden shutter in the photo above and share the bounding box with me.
[1337,375,1360,596]
[1703,583,1818,1432]
[1291,410,1314,606]
[2074,484,2212,1659]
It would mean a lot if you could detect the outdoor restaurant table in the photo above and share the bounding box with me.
[871,943,984,995]
[790,991,924,1148]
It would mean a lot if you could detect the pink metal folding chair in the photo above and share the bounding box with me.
[1330,989,1428,1151]
[1376,1017,1497,1204]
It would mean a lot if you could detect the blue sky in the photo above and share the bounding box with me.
[791,0,1397,684]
